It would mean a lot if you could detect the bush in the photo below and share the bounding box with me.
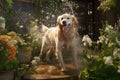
[80,23,120,80]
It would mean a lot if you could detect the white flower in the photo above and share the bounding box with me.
[0,16,4,20]
[82,35,92,46]
[8,40,18,45]
[103,56,113,65]
[46,12,49,15]
[113,48,120,59]
[0,16,5,29]
[108,42,114,47]
[46,16,49,20]
[118,66,120,73]
[105,25,113,32]
[105,38,109,44]
[83,42,87,46]
[19,25,24,28]
[97,35,106,44]
[116,37,120,46]
[31,60,37,65]
[41,10,44,13]
[61,0,68,2]
[34,56,40,62]
[51,14,55,18]
[35,19,38,22]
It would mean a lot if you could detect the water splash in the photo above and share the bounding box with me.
[65,1,75,15]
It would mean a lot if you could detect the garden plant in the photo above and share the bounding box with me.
[80,23,120,80]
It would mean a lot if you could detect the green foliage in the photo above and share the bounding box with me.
[98,0,120,17]
[80,24,120,80]
[0,17,6,35]
[31,0,61,18]
[3,0,13,13]
[17,34,33,51]
[32,0,61,10]
[2,0,15,32]
[0,32,19,71]
[14,64,35,80]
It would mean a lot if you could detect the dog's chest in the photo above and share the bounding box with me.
[63,32,75,42]
[58,29,75,41]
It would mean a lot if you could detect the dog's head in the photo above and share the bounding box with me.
[57,13,78,31]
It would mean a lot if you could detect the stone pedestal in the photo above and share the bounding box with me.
[23,64,79,80]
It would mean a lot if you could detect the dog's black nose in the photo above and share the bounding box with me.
[62,21,66,26]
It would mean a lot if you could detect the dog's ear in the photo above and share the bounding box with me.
[56,15,61,25]
[72,15,79,28]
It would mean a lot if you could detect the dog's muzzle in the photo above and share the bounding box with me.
[62,21,67,31]
[62,21,71,31]
[62,21,67,26]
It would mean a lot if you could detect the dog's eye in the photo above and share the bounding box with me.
[67,17,70,19]
[61,18,63,20]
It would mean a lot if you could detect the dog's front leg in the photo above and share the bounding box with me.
[72,39,79,70]
[73,48,79,69]
[56,49,66,71]
[56,41,66,71]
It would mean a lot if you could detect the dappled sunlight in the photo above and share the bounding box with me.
[1,0,120,80]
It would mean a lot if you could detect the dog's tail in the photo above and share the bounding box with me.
[41,24,48,32]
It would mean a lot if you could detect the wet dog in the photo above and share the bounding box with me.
[39,13,81,71]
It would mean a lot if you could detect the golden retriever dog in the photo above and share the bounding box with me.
[39,13,81,71]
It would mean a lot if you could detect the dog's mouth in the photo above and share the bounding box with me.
[62,24,70,31]
[63,25,68,31]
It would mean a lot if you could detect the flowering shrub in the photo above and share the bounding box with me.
[80,24,120,80]
[0,32,18,71]
[82,35,92,47]
[0,16,5,29]
[31,56,40,69]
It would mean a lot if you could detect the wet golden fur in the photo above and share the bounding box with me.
[39,13,81,71]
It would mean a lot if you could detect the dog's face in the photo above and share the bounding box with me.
[57,13,78,31]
